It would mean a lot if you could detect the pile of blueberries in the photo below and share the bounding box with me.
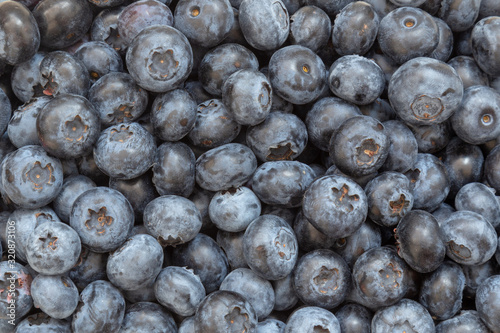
[1,0,500,331]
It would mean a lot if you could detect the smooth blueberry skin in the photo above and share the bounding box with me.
[475,275,500,333]
[154,266,205,317]
[239,0,289,51]
[151,89,197,142]
[195,143,257,192]
[174,0,233,48]
[455,182,500,228]
[365,171,413,227]
[126,25,193,93]
[451,85,500,145]
[38,51,91,98]
[152,142,195,198]
[404,153,450,212]
[37,94,101,159]
[302,174,368,239]
[188,99,241,149]
[13,313,71,333]
[195,290,258,333]
[447,56,489,89]
[419,260,465,320]
[0,262,33,320]
[285,306,341,333]
[93,122,156,180]
[293,249,351,310]
[31,274,79,319]
[378,7,439,64]
[68,246,108,291]
[332,1,380,56]
[1,145,64,209]
[268,45,327,105]
[90,7,128,55]
[251,161,315,208]
[396,210,446,273]
[71,280,126,333]
[178,316,196,333]
[335,303,372,333]
[257,319,286,333]
[436,310,491,333]
[330,115,389,177]
[118,0,174,45]
[352,246,410,308]
[306,97,362,152]
[371,298,435,333]
[171,233,229,293]
[25,221,81,275]
[106,234,163,291]
[329,55,385,106]
[0,1,40,66]
[189,186,215,232]
[388,57,463,127]
[243,214,298,281]
[88,72,148,126]
[304,0,352,16]
[272,273,299,311]
[198,43,259,96]
[430,17,454,62]
[409,119,453,154]
[9,206,61,263]
[220,267,275,320]
[441,211,498,266]
[10,51,46,103]
[216,230,249,270]
[289,5,331,53]
[294,210,337,252]
[439,0,481,32]
[222,69,272,126]
[8,96,51,148]
[120,302,177,333]
[485,144,500,193]
[70,187,134,253]
[74,41,124,83]
[143,195,202,247]
[247,112,308,162]
[209,187,261,232]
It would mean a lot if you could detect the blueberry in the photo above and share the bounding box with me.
[285,306,341,333]
[154,266,205,317]
[88,72,149,126]
[303,0,352,16]
[447,55,489,89]
[171,233,229,293]
[1,145,63,209]
[195,143,257,192]
[174,0,234,48]
[436,310,491,333]
[31,274,79,319]
[455,182,500,229]
[68,246,108,290]
[0,262,33,320]
[25,221,81,275]
[0,1,40,66]
[10,52,47,103]
[93,122,156,180]
[475,274,500,332]
[335,303,372,333]
[371,298,435,332]
[194,290,258,333]
[118,0,174,46]
[430,17,454,62]
[220,267,275,320]
[438,0,481,32]
[126,25,193,93]
[120,302,177,333]
[329,55,385,105]
[293,210,337,252]
[388,57,463,126]
[332,1,379,56]
[70,187,134,253]
[7,96,50,148]
[14,313,71,333]
[268,45,326,105]
[71,280,126,333]
[272,273,299,312]
[409,120,452,154]
[151,88,197,142]
[216,230,248,270]
[74,41,124,84]
[37,94,101,159]
[238,0,289,51]
[303,174,368,239]
[143,195,202,247]
[485,144,500,193]
[257,319,286,333]
[471,16,500,76]
[90,7,128,55]
[289,6,331,53]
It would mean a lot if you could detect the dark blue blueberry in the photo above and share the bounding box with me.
[216,230,248,270]
[90,7,128,55]
[455,182,500,229]
[447,56,489,89]
[174,0,233,48]
[25,221,81,275]
[285,306,341,332]
[436,310,491,333]
[7,96,51,148]
[272,273,298,312]
[220,267,275,320]
[371,298,435,332]
[74,41,123,84]
[335,303,372,333]
[475,275,500,332]
[293,210,336,252]
[439,0,481,32]
[209,187,260,232]
[430,17,454,62]
[257,319,286,333]
[243,214,298,281]
[14,313,71,332]
[10,52,46,103]
[31,274,79,319]
[154,266,205,317]
[68,246,108,291]
[289,6,331,53]
[485,144,500,193]
[120,302,177,333]
[143,195,202,247]
[409,120,453,154]
[70,187,134,253]
[71,280,126,333]
[0,262,33,320]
